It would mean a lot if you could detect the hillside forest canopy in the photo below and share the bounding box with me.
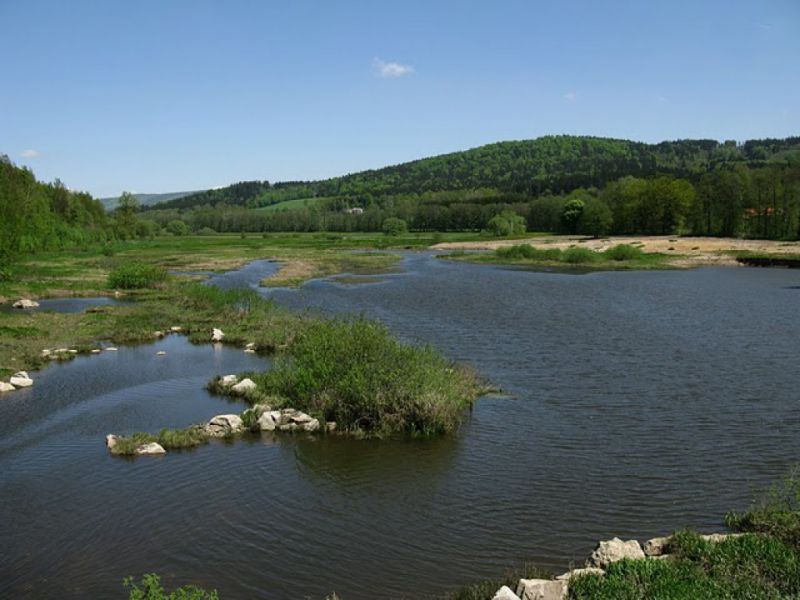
[2,135,800,270]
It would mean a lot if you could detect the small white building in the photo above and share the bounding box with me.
[344,207,364,215]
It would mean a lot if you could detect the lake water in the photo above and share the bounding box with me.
[1,254,799,599]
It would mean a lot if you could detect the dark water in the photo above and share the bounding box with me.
[1,296,126,314]
[2,255,800,599]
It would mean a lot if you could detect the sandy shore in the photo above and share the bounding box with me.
[433,236,800,267]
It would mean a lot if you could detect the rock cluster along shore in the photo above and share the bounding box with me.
[12,298,40,309]
[105,374,335,456]
[491,534,743,600]
[0,371,34,394]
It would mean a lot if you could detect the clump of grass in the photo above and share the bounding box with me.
[603,244,644,261]
[726,469,800,547]
[496,245,561,261]
[110,426,208,455]
[108,262,167,289]
[561,247,598,264]
[123,573,218,600]
[441,563,550,600]
[224,317,487,436]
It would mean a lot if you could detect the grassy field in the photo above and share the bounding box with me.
[254,196,331,212]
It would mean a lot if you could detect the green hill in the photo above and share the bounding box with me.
[143,135,800,212]
[100,190,200,210]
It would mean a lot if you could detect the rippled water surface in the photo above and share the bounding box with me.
[1,255,799,599]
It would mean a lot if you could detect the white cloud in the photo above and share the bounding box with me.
[373,57,414,78]
[563,91,578,102]
[20,149,40,158]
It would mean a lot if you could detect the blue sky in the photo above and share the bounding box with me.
[1,0,798,197]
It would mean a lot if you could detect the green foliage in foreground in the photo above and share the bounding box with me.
[124,573,217,600]
[568,531,800,599]
[233,317,487,436]
[108,262,168,289]
[110,426,209,455]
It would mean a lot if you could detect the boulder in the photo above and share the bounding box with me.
[156,351,166,356]
[154,330,165,338]
[244,348,256,354]
[586,538,645,569]
[245,342,256,349]
[289,411,314,424]
[13,298,39,309]
[206,414,244,437]
[325,422,338,433]
[91,349,102,354]
[105,347,118,352]
[302,418,320,432]
[135,442,166,455]
[211,328,225,342]
[643,536,671,557]
[231,378,257,394]
[493,586,522,600]
[41,349,51,357]
[257,410,282,431]
[218,374,238,387]
[68,349,78,354]
[9,372,33,388]
[0,381,15,393]
[555,568,604,581]
[105,434,118,450]
[516,579,567,600]
[170,326,182,332]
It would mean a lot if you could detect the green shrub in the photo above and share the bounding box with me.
[561,247,598,264]
[236,317,486,436]
[603,244,644,261]
[197,227,217,235]
[487,210,526,236]
[495,245,563,261]
[123,573,218,600]
[382,217,408,236]
[108,262,167,289]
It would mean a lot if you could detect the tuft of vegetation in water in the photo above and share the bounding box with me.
[726,468,800,547]
[123,573,218,600]
[108,262,168,289]
[223,317,487,436]
[110,426,209,455]
[441,563,550,600]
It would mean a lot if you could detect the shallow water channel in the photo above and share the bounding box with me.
[1,254,799,599]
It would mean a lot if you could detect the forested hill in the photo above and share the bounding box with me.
[99,190,200,210]
[145,135,800,211]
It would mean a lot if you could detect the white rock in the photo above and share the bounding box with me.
[135,442,166,455]
[105,347,118,352]
[156,351,166,356]
[68,349,78,354]
[325,421,337,433]
[257,410,280,431]
[206,414,244,436]
[0,382,15,393]
[587,537,645,569]
[244,348,256,354]
[516,578,567,600]
[91,348,102,354]
[13,298,39,309]
[289,411,314,424]
[302,418,320,432]
[105,434,118,450]
[170,326,182,332]
[555,568,604,581]
[701,533,744,543]
[55,348,68,354]
[9,372,33,388]
[643,536,671,557]
[218,374,238,387]
[154,330,165,338]
[41,349,51,356]
[245,342,256,349]
[493,586,522,600]
[211,328,225,342]
[231,378,257,394]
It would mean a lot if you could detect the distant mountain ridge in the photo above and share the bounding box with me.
[141,135,800,212]
[100,190,200,210]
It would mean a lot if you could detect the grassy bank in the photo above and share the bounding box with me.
[442,243,673,271]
